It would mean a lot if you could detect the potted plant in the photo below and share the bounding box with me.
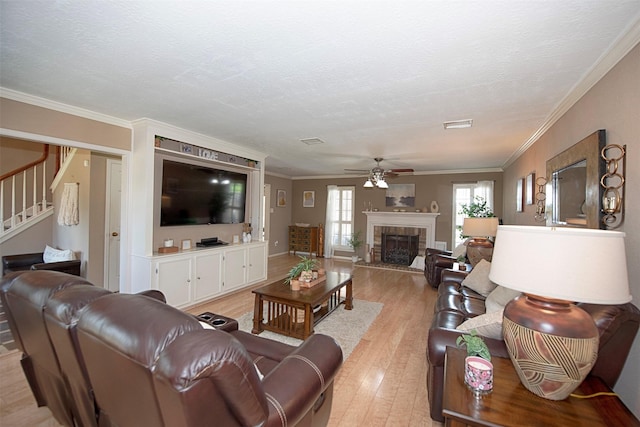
[456,254,467,271]
[285,255,318,289]
[457,330,493,394]
[347,230,363,263]
[458,196,495,240]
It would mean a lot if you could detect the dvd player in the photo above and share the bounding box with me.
[197,237,228,247]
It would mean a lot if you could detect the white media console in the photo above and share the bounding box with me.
[130,240,267,309]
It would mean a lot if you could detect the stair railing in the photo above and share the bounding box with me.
[0,145,53,239]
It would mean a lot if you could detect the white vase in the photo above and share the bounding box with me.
[430,200,439,213]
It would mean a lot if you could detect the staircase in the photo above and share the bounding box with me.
[0,145,75,243]
[0,144,73,351]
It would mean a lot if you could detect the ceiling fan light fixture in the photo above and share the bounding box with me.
[364,179,374,188]
[443,119,473,129]
[377,179,389,189]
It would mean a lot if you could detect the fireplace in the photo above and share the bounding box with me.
[364,211,439,265]
[381,233,420,265]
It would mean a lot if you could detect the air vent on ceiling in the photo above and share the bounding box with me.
[300,137,326,145]
[443,119,473,129]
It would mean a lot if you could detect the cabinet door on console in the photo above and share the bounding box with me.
[155,257,192,307]
[192,252,222,303]
[223,247,247,291]
[247,244,267,284]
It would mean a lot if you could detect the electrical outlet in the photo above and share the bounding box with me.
[274,240,279,246]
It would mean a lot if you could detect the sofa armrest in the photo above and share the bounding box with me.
[262,334,342,426]
[440,269,468,285]
[2,253,45,275]
[427,327,508,367]
[31,260,81,276]
[137,289,166,303]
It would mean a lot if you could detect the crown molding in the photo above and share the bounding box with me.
[289,167,503,181]
[503,15,640,169]
[0,87,132,129]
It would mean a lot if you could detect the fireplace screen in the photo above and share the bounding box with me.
[381,233,420,265]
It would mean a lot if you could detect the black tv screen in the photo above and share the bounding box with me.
[160,159,247,226]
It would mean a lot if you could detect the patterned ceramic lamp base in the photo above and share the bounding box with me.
[503,315,598,400]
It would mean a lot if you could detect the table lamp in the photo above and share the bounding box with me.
[462,217,499,266]
[489,225,631,400]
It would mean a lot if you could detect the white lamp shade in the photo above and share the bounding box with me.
[377,180,389,189]
[489,225,631,304]
[363,179,374,188]
[462,217,499,237]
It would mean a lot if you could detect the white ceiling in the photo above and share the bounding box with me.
[2,1,640,178]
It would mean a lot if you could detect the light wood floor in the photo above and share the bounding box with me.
[0,255,443,427]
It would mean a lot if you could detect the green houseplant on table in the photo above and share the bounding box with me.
[285,255,318,290]
[457,330,493,394]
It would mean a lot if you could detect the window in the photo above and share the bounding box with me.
[452,181,494,247]
[327,186,355,252]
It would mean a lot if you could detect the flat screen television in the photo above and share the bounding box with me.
[160,159,247,226]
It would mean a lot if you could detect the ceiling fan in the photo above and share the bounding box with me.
[344,157,414,189]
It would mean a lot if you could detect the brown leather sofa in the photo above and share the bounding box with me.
[426,269,640,422]
[2,252,81,276]
[2,270,343,427]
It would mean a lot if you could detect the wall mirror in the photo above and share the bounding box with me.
[546,130,606,229]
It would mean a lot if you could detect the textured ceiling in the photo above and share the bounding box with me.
[1,1,639,178]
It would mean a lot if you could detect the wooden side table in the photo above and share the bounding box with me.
[442,347,640,427]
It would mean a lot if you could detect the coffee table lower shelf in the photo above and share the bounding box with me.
[251,272,353,340]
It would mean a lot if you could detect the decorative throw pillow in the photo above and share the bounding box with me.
[43,245,76,263]
[485,285,522,313]
[461,259,497,297]
[452,242,467,259]
[457,309,504,340]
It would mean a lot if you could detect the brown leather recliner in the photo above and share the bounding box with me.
[77,292,343,427]
[1,270,167,427]
[424,248,455,288]
[0,271,91,426]
[426,269,640,422]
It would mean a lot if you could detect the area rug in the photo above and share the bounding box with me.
[354,260,423,274]
[237,299,383,360]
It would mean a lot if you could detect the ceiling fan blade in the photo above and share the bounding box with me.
[389,168,414,173]
[344,168,370,173]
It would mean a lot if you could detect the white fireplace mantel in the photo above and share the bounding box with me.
[364,211,439,249]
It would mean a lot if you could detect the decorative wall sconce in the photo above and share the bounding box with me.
[534,176,547,223]
[600,144,626,228]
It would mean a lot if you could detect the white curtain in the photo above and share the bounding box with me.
[58,182,79,226]
[324,185,339,258]
[475,180,494,212]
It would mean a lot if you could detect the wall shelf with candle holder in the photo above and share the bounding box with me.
[600,144,625,229]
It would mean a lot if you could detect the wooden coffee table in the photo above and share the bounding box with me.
[251,271,352,339]
[442,347,640,426]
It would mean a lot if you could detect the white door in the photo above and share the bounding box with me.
[105,159,121,292]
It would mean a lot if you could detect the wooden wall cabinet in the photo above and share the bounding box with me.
[289,225,322,257]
